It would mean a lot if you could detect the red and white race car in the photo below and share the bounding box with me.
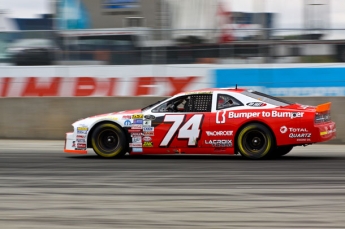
[64,88,336,159]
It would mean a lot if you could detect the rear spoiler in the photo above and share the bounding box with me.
[316,102,331,113]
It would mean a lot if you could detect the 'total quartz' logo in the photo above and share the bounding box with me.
[280,126,287,134]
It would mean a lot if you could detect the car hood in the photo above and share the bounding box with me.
[88,109,142,118]
[73,109,142,125]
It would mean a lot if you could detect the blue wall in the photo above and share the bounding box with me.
[215,67,345,96]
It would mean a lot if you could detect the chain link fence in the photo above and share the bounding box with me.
[1,28,345,65]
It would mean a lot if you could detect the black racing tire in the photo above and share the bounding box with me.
[91,123,127,158]
[270,146,294,158]
[237,123,275,159]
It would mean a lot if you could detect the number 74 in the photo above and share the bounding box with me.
[160,114,203,147]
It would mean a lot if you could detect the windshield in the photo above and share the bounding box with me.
[242,90,293,106]
[141,98,169,112]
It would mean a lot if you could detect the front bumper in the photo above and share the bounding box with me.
[64,132,87,154]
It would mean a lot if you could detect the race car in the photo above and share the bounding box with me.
[64,88,336,159]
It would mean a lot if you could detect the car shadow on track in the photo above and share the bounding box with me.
[66,154,341,161]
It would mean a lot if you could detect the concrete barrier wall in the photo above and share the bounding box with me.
[0,97,344,144]
[0,97,167,140]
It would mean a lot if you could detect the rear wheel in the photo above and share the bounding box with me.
[237,123,274,159]
[91,123,127,158]
[271,146,294,158]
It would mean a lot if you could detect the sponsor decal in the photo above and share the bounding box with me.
[142,136,152,142]
[227,111,304,119]
[143,127,154,132]
[129,143,142,147]
[246,102,267,107]
[133,119,143,124]
[124,120,132,127]
[143,141,153,147]
[289,133,311,138]
[281,126,311,138]
[300,105,310,109]
[205,140,232,147]
[76,139,86,143]
[131,124,142,129]
[128,129,141,133]
[131,132,142,137]
[77,127,88,131]
[77,130,87,134]
[280,126,287,134]
[143,131,154,136]
[76,135,86,139]
[143,120,151,127]
[320,128,336,136]
[122,115,131,119]
[216,110,226,124]
[144,115,155,120]
[228,112,260,119]
[77,143,86,148]
[296,138,311,142]
[206,131,233,136]
[132,114,143,119]
[270,111,304,119]
[132,147,143,153]
[289,128,308,132]
[132,137,142,143]
[72,141,76,147]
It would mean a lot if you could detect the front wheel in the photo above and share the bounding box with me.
[237,123,275,159]
[91,123,127,158]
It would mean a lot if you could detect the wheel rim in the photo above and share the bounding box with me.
[242,130,267,153]
[97,129,119,153]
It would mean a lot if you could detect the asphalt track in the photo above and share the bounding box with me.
[0,140,344,229]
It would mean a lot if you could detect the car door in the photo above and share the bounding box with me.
[204,92,244,149]
[149,93,212,150]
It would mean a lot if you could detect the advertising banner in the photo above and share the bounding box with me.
[215,67,345,96]
[0,65,212,97]
[2,64,345,97]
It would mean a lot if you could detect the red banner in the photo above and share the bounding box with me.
[0,76,199,97]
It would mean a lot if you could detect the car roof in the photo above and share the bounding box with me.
[177,88,246,96]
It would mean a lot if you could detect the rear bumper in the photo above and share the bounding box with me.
[314,121,336,142]
[64,132,87,154]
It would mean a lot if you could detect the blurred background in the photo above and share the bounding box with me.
[1,0,345,100]
[0,0,344,66]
